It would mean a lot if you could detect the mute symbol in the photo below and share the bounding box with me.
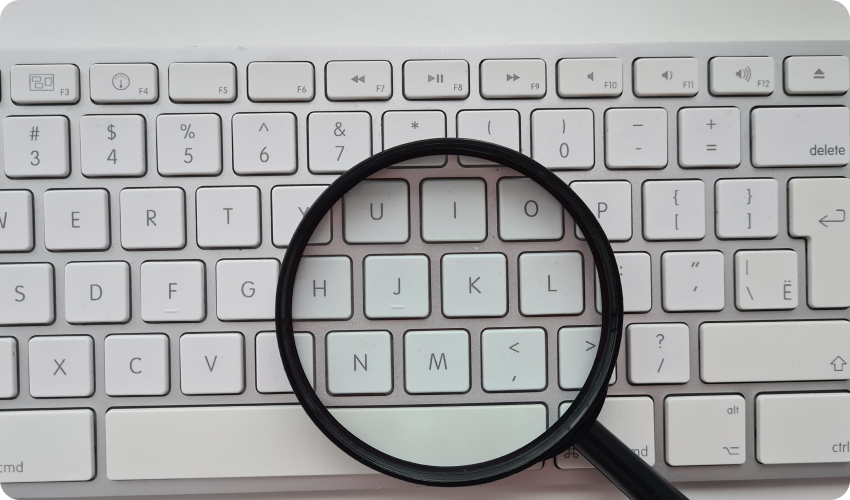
[587,72,594,81]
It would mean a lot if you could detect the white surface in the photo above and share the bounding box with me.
[643,180,705,240]
[363,255,430,319]
[291,256,352,320]
[481,328,547,392]
[595,252,653,314]
[0,337,17,399]
[89,63,158,103]
[0,191,33,252]
[531,109,595,169]
[662,251,725,312]
[156,114,223,176]
[751,107,850,167]
[9,64,79,104]
[104,334,170,397]
[179,333,245,395]
[441,253,507,317]
[700,321,850,383]
[140,260,206,323]
[247,62,315,102]
[64,261,131,324]
[420,178,487,242]
[480,59,546,99]
[456,110,520,165]
[0,263,54,325]
[402,60,469,100]
[404,330,470,393]
[28,336,94,398]
[557,58,623,97]
[232,112,298,175]
[714,178,779,239]
[308,111,372,173]
[633,58,699,97]
[3,115,69,178]
[255,332,314,393]
[518,252,584,316]
[326,331,392,395]
[557,327,617,390]
[757,393,850,464]
[789,177,850,308]
[784,56,850,94]
[119,187,186,250]
[570,180,633,241]
[0,410,94,482]
[343,180,410,243]
[734,250,798,310]
[605,108,667,169]
[498,178,564,241]
[627,323,690,385]
[665,395,746,466]
[271,185,332,247]
[678,107,740,168]
[382,110,447,166]
[325,61,392,101]
[215,259,280,321]
[42,189,110,251]
[195,186,261,249]
[168,62,236,102]
[80,114,147,177]
[709,57,775,95]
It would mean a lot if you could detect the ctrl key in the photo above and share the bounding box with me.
[0,409,95,482]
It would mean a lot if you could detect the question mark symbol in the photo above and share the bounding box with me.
[657,334,665,348]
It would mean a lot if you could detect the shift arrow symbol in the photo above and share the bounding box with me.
[832,356,847,371]
[509,343,520,353]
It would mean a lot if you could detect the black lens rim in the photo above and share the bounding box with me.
[275,138,623,487]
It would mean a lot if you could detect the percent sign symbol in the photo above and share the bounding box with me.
[180,124,195,139]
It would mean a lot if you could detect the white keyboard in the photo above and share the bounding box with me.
[3,0,850,498]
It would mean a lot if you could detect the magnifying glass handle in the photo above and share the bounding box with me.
[574,421,689,500]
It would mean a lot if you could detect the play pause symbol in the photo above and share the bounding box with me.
[427,74,444,83]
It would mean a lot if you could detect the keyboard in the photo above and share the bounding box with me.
[3,0,850,498]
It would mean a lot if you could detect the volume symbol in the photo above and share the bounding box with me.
[107,124,117,141]
[735,66,752,82]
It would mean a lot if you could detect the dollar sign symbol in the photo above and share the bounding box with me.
[107,124,116,141]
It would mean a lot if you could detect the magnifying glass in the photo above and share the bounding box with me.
[275,138,687,500]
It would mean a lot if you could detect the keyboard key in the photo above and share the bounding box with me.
[715,178,778,239]
[80,114,147,177]
[326,60,392,101]
[104,334,170,397]
[140,260,206,323]
[442,253,507,318]
[420,178,487,242]
[382,110,447,167]
[216,259,279,321]
[627,323,689,384]
[404,330,470,394]
[169,62,236,102]
[196,186,261,249]
[710,57,775,96]
[11,64,80,104]
[3,115,70,178]
[343,180,409,244]
[232,112,297,175]
[43,189,111,251]
[558,327,603,390]
[480,59,546,99]
[757,393,850,464]
[247,61,315,102]
[0,190,34,252]
[497,178,564,241]
[643,180,705,240]
[665,395,746,466]
[157,114,223,176]
[255,331,314,393]
[403,59,469,100]
[0,409,94,482]
[90,63,159,103]
[180,333,244,395]
[482,328,546,392]
[120,187,187,250]
[292,256,352,320]
[605,108,667,169]
[735,250,798,310]
[518,252,583,316]
[789,177,850,308]
[364,255,429,319]
[65,261,131,324]
[570,180,632,241]
[0,263,54,325]
[29,336,94,398]
[557,58,623,98]
[700,321,850,383]
[531,109,594,170]
[595,252,652,314]
[308,111,372,174]
[327,331,392,395]
[785,56,850,95]
[662,251,725,312]
[633,58,698,97]
[751,107,849,167]
[456,110,520,166]
[0,338,17,399]
[271,185,332,247]
[678,107,741,168]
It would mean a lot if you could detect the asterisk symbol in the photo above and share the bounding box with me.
[411,121,419,129]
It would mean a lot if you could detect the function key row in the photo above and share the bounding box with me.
[7,56,849,105]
